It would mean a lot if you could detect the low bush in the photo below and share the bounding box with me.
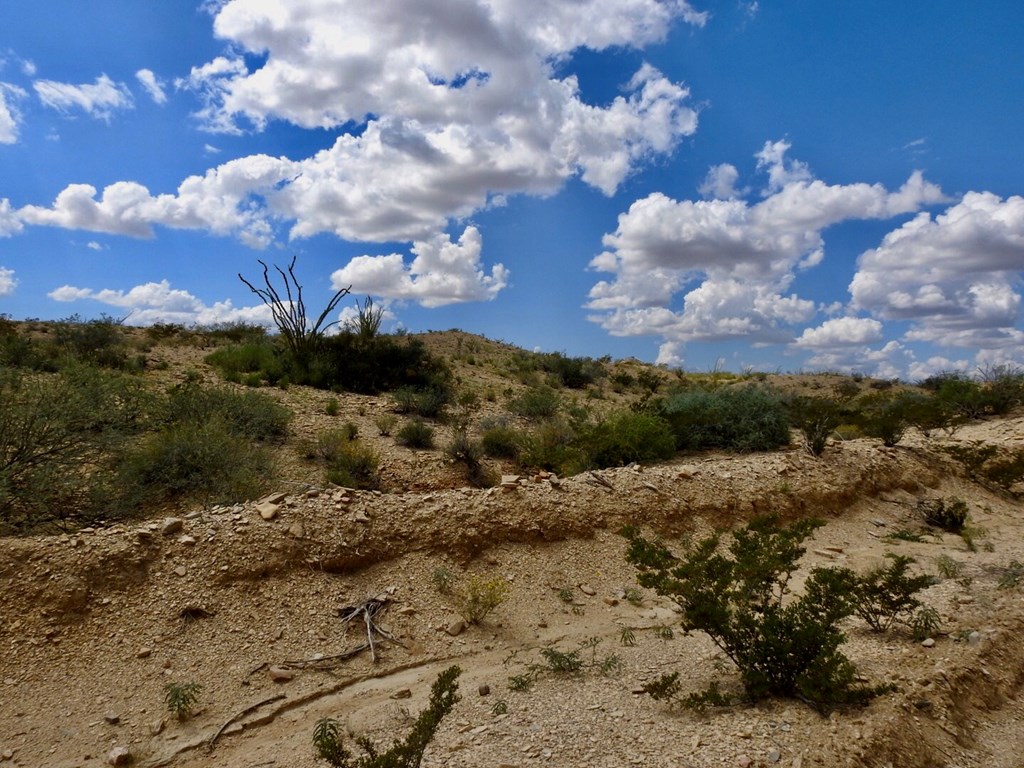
[856,391,928,447]
[480,422,523,460]
[165,382,290,442]
[117,419,273,507]
[205,339,286,384]
[787,396,847,456]
[577,410,675,469]
[625,517,893,711]
[508,385,561,420]
[444,432,494,488]
[658,386,790,453]
[456,575,510,624]
[164,682,202,721]
[854,554,934,633]
[396,420,435,449]
[919,497,970,532]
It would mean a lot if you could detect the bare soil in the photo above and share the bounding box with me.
[2,333,1024,768]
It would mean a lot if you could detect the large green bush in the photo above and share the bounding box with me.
[117,418,272,506]
[577,411,675,469]
[625,517,893,710]
[658,386,790,452]
[165,382,290,441]
[0,366,151,531]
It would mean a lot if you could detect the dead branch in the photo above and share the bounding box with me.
[206,693,287,750]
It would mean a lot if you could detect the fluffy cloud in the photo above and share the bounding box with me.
[33,74,134,122]
[587,141,945,352]
[0,198,23,236]
[850,192,1024,349]
[20,1,702,252]
[135,69,167,105]
[330,226,509,307]
[0,266,16,296]
[794,317,884,348]
[19,154,294,247]
[698,163,742,199]
[47,279,273,327]
[0,83,26,143]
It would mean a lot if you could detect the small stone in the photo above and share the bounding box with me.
[173,565,187,577]
[390,688,412,699]
[478,683,491,696]
[578,584,597,596]
[136,646,152,659]
[691,735,702,749]
[603,597,619,606]
[222,722,243,736]
[738,756,752,768]
[177,535,196,546]
[161,518,184,536]
[446,619,467,637]
[0,749,13,761]
[104,713,120,725]
[353,510,371,523]
[256,502,280,520]
[149,718,165,736]
[967,631,984,646]
[107,746,131,766]
[268,666,295,682]
[921,638,936,647]
[287,522,305,538]
[768,750,781,763]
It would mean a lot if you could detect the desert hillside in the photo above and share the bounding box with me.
[1,320,1023,768]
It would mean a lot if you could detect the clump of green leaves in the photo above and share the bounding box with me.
[910,606,942,641]
[431,567,456,595]
[624,517,893,711]
[506,638,621,690]
[920,497,970,533]
[854,554,933,633]
[456,575,510,624]
[998,560,1024,589]
[164,681,202,721]
[396,420,435,449]
[313,665,461,767]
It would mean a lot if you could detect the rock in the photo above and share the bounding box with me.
[354,510,371,523]
[149,718,165,736]
[287,522,304,538]
[578,584,597,596]
[104,713,120,725]
[921,638,936,647]
[390,688,412,699]
[768,750,781,763]
[603,597,619,606]
[259,492,287,505]
[967,630,984,646]
[446,619,467,636]
[738,756,752,768]
[161,518,184,536]
[478,683,491,696]
[500,475,522,491]
[107,746,131,766]
[177,535,196,546]
[268,666,295,682]
[256,502,280,521]
[136,647,152,659]
[0,748,13,761]
[173,565,187,577]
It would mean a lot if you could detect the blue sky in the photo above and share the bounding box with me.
[1,1,1023,379]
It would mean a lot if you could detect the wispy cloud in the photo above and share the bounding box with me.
[33,74,134,122]
[135,69,167,105]
[0,266,16,296]
[0,82,26,144]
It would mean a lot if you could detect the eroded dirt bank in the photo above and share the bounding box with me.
[3,434,1024,768]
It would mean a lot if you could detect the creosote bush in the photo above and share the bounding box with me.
[313,665,461,767]
[656,386,790,453]
[456,575,510,624]
[854,554,934,633]
[625,517,895,711]
[396,420,435,449]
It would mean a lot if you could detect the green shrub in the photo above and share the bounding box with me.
[165,382,290,441]
[325,397,340,417]
[374,414,397,436]
[325,441,379,490]
[0,366,152,531]
[480,423,523,460]
[856,391,927,447]
[312,666,461,768]
[396,420,435,449]
[518,418,580,472]
[444,432,494,488]
[164,681,202,721]
[658,386,790,453]
[307,333,451,396]
[205,339,286,383]
[853,554,933,633]
[787,396,846,456]
[52,314,132,369]
[117,419,272,506]
[508,385,561,420]
[982,449,1024,495]
[625,517,892,710]
[456,575,510,624]
[577,411,675,469]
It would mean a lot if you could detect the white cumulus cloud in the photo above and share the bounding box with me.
[33,74,134,122]
[47,279,274,327]
[794,317,884,348]
[587,141,946,350]
[330,226,509,307]
[0,198,23,236]
[850,192,1024,350]
[135,69,167,105]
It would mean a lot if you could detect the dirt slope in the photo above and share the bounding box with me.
[3,412,1024,768]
